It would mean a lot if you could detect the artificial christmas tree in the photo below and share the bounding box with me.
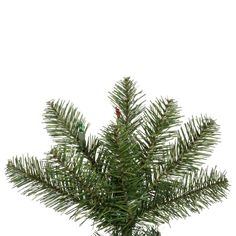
[6,77,229,236]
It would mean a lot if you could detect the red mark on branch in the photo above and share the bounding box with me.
[115,107,121,119]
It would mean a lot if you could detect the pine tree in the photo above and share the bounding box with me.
[6,78,229,236]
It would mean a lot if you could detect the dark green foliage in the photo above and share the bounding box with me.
[6,77,229,236]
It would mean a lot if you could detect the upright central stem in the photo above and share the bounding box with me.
[121,226,133,236]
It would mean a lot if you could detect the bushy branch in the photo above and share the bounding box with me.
[43,99,100,167]
[139,98,181,157]
[143,168,229,224]
[135,98,181,192]
[158,116,220,179]
[43,99,88,146]
[6,155,85,221]
[109,77,145,133]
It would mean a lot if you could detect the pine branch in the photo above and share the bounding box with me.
[159,116,220,179]
[109,77,145,133]
[43,99,87,145]
[6,154,114,226]
[5,155,86,221]
[135,98,181,192]
[138,98,181,161]
[46,146,128,232]
[43,99,98,167]
[98,123,147,232]
[46,145,86,179]
[47,145,109,194]
[101,123,144,194]
[143,168,229,224]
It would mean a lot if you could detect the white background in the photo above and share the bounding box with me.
[0,0,235,235]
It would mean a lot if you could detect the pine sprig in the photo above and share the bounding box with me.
[45,145,129,232]
[138,98,181,162]
[145,168,229,224]
[46,146,111,204]
[135,98,181,193]
[109,77,145,133]
[6,154,115,227]
[6,155,85,220]
[158,116,220,179]
[44,99,99,167]
[43,99,88,146]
